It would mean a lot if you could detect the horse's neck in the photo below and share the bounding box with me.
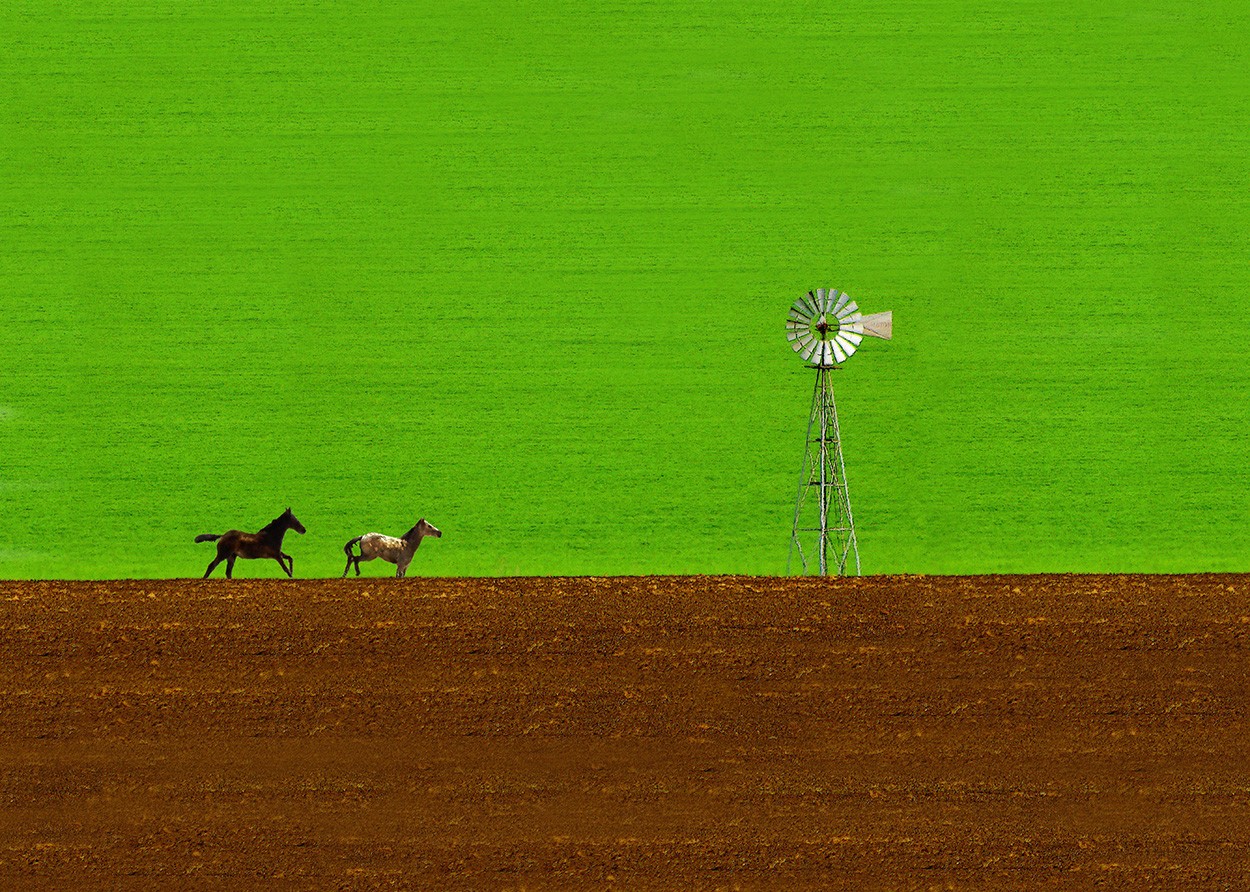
[257,520,288,542]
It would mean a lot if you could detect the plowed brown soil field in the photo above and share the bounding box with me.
[2,575,1248,889]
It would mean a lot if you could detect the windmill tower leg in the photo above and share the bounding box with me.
[788,367,861,576]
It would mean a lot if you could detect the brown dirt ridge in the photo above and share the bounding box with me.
[2,574,1248,889]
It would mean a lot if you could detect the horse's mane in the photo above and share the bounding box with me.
[257,512,288,535]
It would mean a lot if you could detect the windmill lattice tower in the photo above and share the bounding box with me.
[786,289,892,576]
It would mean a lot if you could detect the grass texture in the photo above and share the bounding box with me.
[2,1,1248,577]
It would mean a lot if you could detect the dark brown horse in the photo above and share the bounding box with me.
[195,508,306,579]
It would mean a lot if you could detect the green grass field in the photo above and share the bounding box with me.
[2,1,1248,578]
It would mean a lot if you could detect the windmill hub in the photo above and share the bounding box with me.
[786,288,893,577]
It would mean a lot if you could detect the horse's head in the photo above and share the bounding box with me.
[283,507,307,535]
[406,518,442,541]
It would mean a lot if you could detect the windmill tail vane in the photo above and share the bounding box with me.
[786,289,892,577]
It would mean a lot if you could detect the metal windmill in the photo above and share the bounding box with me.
[786,289,892,576]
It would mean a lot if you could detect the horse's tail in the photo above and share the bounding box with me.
[195,534,221,543]
[344,536,363,557]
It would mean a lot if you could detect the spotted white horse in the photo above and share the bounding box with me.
[342,518,441,578]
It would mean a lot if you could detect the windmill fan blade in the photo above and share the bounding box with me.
[801,339,821,362]
[790,300,813,321]
[860,311,893,340]
[835,334,858,358]
[791,332,815,354]
[818,291,834,314]
[830,340,847,364]
[837,300,859,319]
[832,292,848,314]
[838,330,863,348]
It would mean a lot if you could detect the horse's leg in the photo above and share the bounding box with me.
[275,555,292,578]
[281,552,294,577]
[396,558,410,579]
[226,556,236,579]
[205,541,232,578]
[342,555,353,578]
[354,557,361,576]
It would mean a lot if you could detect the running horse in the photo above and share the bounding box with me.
[195,508,307,578]
[343,519,441,578]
